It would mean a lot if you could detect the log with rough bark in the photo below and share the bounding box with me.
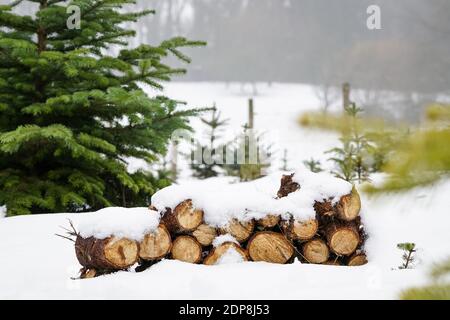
[281,218,319,241]
[161,199,204,234]
[75,236,139,271]
[257,215,280,229]
[203,242,248,265]
[192,224,217,246]
[220,219,255,243]
[247,231,294,264]
[171,235,202,263]
[139,224,172,261]
[302,239,330,264]
[325,222,360,256]
[347,252,368,266]
[277,173,300,198]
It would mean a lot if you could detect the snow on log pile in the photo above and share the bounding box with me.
[69,168,367,278]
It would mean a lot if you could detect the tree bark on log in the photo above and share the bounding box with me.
[139,224,172,261]
[302,239,330,264]
[171,235,202,263]
[80,268,98,279]
[247,231,294,264]
[281,218,319,241]
[192,224,217,246]
[220,219,255,243]
[325,222,360,256]
[75,236,138,271]
[257,215,280,229]
[314,200,335,217]
[277,173,300,198]
[203,242,248,265]
[161,200,204,234]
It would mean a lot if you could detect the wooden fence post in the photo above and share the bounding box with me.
[343,82,351,109]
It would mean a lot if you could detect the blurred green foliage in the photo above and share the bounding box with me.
[400,258,450,300]
[299,103,450,191]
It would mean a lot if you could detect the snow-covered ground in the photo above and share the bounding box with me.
[0,82,449,299]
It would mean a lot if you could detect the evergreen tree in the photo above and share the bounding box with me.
[222,126,272,181]
[326,103,372,183]
[303,157,322,173]
[189,105,228,179]
[397,242,417,269]
[0,0,205,215]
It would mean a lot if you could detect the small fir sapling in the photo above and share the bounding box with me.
[189,105,228,179]
[222,126,272,181]
[326,103,372,183]
[397,242,417,269]
[303,158,323,173]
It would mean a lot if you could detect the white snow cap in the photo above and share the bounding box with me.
[151,166,352,227]
[212,234,239,248]
[77,207,160,241]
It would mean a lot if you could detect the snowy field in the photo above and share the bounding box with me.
[0,82,449,299]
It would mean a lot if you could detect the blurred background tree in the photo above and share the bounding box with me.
[189,105,228,179]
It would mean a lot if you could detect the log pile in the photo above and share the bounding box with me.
[71,173,368,278]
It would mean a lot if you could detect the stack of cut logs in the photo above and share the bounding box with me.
[74,173,367,278]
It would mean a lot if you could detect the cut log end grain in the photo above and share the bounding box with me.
[75,236,139,271]
[303,239,330,264]
[277,173,300,198]
[348,253,368,266]
[171,235,202,264]
[314,188,361,221]
[139,224,172,261]
[162,200,204,234]
[221,219,255,243]
[104,237,138,268]
[326,225,360,256]
[281,219,318,241]
[336,187,361,221]
[204,242,248,265]
[192,224,217,246]
[247,232,294,264]
[257,215,281,228]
